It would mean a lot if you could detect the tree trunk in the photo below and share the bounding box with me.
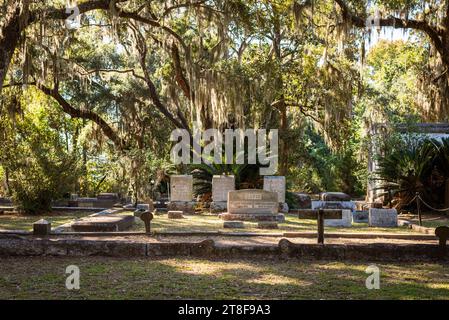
[273,12,288,176]
[0,1,26,91]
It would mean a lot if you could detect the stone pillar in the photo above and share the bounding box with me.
[33,219,51,236]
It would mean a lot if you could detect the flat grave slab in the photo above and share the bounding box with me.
[71,215,135,232]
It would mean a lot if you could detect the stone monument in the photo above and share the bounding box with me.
[369,208,398,227]
[263,176,288,213]
[167,175,195,214]
[219,189,284,222]
[323,209,353,227]
[210,175,235,213]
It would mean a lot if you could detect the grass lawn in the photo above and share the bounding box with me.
[0,257,448,299]
[0,211,93,231]
[129,213,417,234]
[0,211,422,234]
[399,213,449,229]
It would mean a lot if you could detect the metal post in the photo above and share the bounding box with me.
[416,192,422,226]
[317,209,324,244]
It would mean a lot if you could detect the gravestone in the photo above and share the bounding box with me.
[223,221,244,228]
[71,215,135,232]
[263,176,288,213]
[323,209,352,227]
[33,219,51,236]
[77,197,97,208]
[220,189,284,222]
[320,192,351,201]
[170,175,193,201]
[167,175,195,214]
[257,221,278,229]
[263,176,286,203]
[211,175,235,213]
[369,208,398,227]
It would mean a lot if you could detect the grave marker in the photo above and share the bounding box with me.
[263,176,285,203]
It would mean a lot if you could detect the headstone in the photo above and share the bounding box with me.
[77,197,97,208]
[97,193,119,200]
[312,200,356,212]
[320,192,351,201]
[210,175,235,213]
[223,221,245,228]
[220,189,283,222]
[71,215,135,232]
[33,219,51,236]
[323,209,352,227]
[168,211,184,219]
[369,208,398,227]
[212,175,235,202]
[257,221,278,229]
[170,175,193,202]
[228,189,278,215]
[263,176,286,203]
[168,175,195,214]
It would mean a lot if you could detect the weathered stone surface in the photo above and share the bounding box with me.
[71,215,135,232]
[369,208,398,227]
[312,200,356,212]
[167,201,196,214]
[136,203,154,212]
[228,189,278,215]
[77,198,96,208]
[353,211,369,223]
[168,211,184,219]
[263,176,286,203]
[33,219,51,236]
[323,209,352,227]
[210,201,227,213]
[257,221,278,229]
[220,213,284,222]
[212,175,235,202]
[320,192,351,201]
[290,193,312,209]
[170,175,193,202]
[97,193,119,201]
[223,221,245,228]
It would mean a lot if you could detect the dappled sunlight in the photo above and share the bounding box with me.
[159,258,263,276]
[0,212,92,231]
[247,274,312,287]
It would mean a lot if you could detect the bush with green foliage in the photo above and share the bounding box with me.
[375,135,449,210]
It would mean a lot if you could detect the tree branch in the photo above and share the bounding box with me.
[37,84,127,149]
[334,0,445,59]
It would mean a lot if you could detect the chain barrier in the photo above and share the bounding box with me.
[417,195,449,213]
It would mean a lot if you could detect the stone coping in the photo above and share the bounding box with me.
[0,236,446,261]
[0,229,437,240]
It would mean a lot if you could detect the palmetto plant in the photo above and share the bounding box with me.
[374,139,437,209]
[188,147,272,197]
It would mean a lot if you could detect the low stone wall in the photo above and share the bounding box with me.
[0,235,446,261]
